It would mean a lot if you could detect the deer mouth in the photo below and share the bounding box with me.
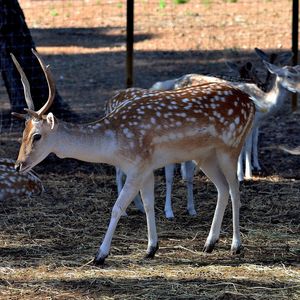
[16,163,33,174]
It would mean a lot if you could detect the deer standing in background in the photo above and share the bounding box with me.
[12,50,256,265]
[234,48,295,180]
[0,158,43,201]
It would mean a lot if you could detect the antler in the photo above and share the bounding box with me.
[10,49,56,119]
[10,53,35,111]
[31,49,56,116]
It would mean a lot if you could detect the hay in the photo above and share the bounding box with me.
[0,143,299,299]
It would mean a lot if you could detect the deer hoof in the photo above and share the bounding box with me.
[144,243,159,259]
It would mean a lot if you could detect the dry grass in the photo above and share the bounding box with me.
[0,148,299,299]
[1,1,300,298]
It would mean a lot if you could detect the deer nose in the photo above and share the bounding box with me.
[15,161,22,172]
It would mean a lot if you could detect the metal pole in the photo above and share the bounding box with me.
[126,0,134,88]
[292,0,299,111]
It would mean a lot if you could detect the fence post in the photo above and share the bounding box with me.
[126,0,134,88]
[292,0,299,111]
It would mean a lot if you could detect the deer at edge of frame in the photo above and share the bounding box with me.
[12,49,256,265]
[0,158,43,202]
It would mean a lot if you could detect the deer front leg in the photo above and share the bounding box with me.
[237,147,245,182]
[244,130,253,179]
[94,176,141,265]
[252,127,262,171]
[140,172,158,258]
[181,160,196,216]
[116,167,144,215]
[164,163,176,219]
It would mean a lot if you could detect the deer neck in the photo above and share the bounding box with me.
[53,119,118,166]
[264,76,289,115]
[234,76,288,114]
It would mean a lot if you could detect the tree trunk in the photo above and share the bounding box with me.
[0,0,73,118]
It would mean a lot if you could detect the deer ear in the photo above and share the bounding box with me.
[255,47,269,61]
[276,52,293,65]
[46,112,57,130]
[263,61,284,76]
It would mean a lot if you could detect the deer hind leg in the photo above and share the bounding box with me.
[164,163,176,219]
[116,167,144,215]
[181,160,196,216]
[199,156,230,253]
[94,175,141,265]
[140,172,158,258]
[217,151,242,254]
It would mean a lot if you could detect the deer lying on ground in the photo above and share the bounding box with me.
[0,158,43,202]
[12,49,256,265]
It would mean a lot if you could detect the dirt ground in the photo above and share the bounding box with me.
[0,0,300,299]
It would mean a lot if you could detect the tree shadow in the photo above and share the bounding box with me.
[31,27,153,48]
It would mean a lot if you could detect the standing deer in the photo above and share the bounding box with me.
[149,61,262,218]
[107,61,259,219]
[234,49,296,180]
[0,158,43,201]
[12,49,256,264]
[105,88,148,215]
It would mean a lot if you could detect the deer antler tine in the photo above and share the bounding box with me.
[11,112,27,120]
[24,108,40,119]
[31,49,56,116]
[10,53,35,111]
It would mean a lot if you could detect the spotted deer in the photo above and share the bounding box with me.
[149,61,262,218]
[12,49,256,265]
[105,88,148,215]
[0,158,43,202]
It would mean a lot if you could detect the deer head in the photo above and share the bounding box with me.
[11,49,58,173]
[263,61,300,93]
[226,61,264,87]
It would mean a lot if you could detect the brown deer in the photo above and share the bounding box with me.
[12,49,255,265]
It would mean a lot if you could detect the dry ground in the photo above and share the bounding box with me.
[0,0,300,299]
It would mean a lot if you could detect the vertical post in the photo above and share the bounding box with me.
[292,0,299,111]
[126,0,134,88]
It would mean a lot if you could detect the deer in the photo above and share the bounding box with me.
[0,158,43,202]
[234,48,295,180]
[107,62,260,219]
[149,61,263,218]
[105,88,148,215]
[11,49,256,265]
[106,86,206,219]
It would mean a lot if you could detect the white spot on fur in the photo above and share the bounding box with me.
[228,109,233,116]
[151,117,156,124]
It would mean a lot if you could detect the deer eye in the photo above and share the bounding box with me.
[32,134,42,142]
